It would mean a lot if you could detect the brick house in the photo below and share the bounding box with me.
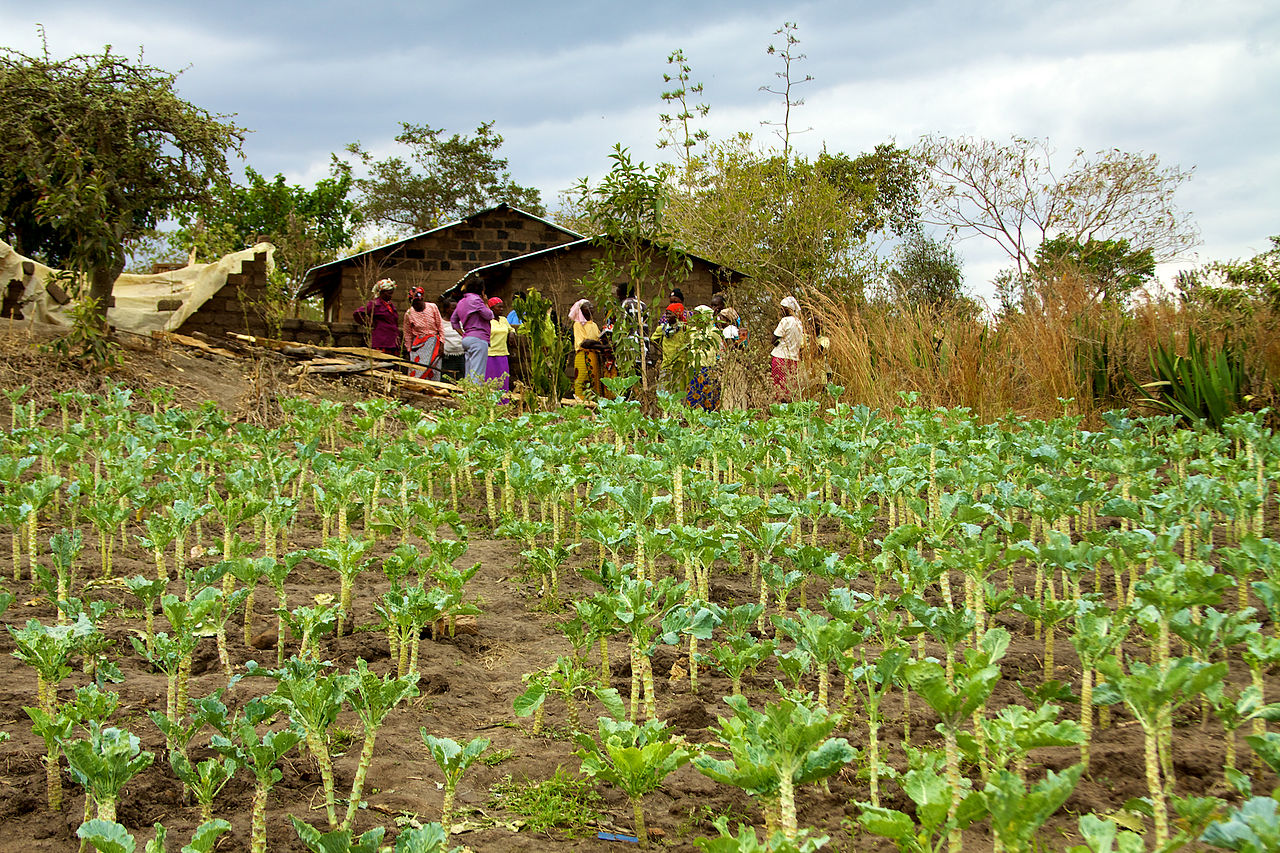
[295,204,583,327]
[451,237,745,316]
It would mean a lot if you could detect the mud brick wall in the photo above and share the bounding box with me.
[327,209,579,323]
[178,251,273,339]
[485,244,726,316]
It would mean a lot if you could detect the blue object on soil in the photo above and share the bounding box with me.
[597,831,640,843]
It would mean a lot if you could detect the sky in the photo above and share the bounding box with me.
[3,0,1278,302]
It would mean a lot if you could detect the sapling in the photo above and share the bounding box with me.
[10,615,93,809]
[18,474,63,581]
[840,645,909,807]
[857,748,987,853]
[61,723,154,822]
[981,765,1084,853]
[574,717,692,849]
[969,703,1083,783]
[420,733,490,833]
[773,609,857,709]
[520,541,579,604]
[700,603,776,698]
[904,627,1009,853]
[289,816,385,853]
[613,576,687,721]
[339,659,419,830]
[77,818,231,853]
[147,689,228,765]
[259,552,306,665]
[1067,607,1128,770]
[280,596,340,659]
[160,588,222,718]
[1094,655,1227,848]
[123,575,168,656]
[170,753,238,825]
[42,528,84,622]
[661,600,721,693]
[210,698,302,853]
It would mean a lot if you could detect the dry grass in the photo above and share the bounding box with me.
[795,272,1279,425]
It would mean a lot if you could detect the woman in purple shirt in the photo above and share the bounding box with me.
[449,283,493,382]
[353,279,400,354]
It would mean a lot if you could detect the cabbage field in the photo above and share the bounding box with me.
[1,386,1278,853]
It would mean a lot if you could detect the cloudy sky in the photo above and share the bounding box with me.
[4,0,1277,300]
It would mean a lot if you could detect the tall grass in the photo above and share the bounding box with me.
[797,271,1278,425]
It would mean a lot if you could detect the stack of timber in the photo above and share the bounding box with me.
[150,330,462,400]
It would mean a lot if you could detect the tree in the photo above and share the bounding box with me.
[0,39,245,326]
[1032,236,1154,304]
[663,135,921,301]
[346,121,543,235]
[916,134,1198,277]
[169,161,360,287]
[886,233,973,315]
[572,145,690,390]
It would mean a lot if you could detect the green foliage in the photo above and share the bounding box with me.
[170,162,359,287]
[346,120,543,235]
[1133,331,1250,428]
[289,816,385,853]
[0,38,244,326]
[1033,236,1155,304]
[487,766,605,836]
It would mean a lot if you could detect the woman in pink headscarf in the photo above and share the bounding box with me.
[569,298,606,399]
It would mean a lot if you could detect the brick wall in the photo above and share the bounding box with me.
[330,210,579,323]
[178,250,274,339]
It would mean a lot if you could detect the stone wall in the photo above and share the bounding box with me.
[327,209,579,323]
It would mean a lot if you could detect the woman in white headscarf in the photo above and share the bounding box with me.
[771,295,805,401]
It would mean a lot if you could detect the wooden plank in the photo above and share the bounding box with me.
[294,360,400,375]
[152,330,239,358]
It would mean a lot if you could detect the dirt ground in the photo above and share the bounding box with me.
[0,320,1270,852]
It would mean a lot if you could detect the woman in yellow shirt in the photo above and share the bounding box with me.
[485,296,512,391]
[569,298,605,399]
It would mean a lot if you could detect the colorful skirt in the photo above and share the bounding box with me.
[574,349,602,399]
[485,354,510,391]
[771,356,800,401]
[685,365,721,411]
[409,334,442,380]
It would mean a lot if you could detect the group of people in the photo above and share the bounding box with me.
[567,287,807,408]
[356,277,808,406]
[352,279,515,390]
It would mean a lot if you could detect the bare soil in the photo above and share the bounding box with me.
[0,320,1270,852]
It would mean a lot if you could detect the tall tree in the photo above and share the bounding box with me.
[346,121,543,235]
[915,134,1198,276]
[0,39,245,326]
[168,161,360,286]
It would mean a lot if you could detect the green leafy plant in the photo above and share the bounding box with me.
[420,733,490,833]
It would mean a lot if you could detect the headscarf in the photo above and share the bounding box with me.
[568,299,590,324]
[718,307,741,325]
[374,278,396,297]
[780,295,800,313]
[487,297,503,309]
[693,304,713,314]
[409,286,425,300]
[666,301,686,319]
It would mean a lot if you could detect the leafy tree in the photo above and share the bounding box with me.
[1032,236,1155,304]
[916,134,1197,277]
[885,233,972,315]
[664,136,920,301]
[346,121,543,234]
[0,39,245,327]
[168,162,359,287]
